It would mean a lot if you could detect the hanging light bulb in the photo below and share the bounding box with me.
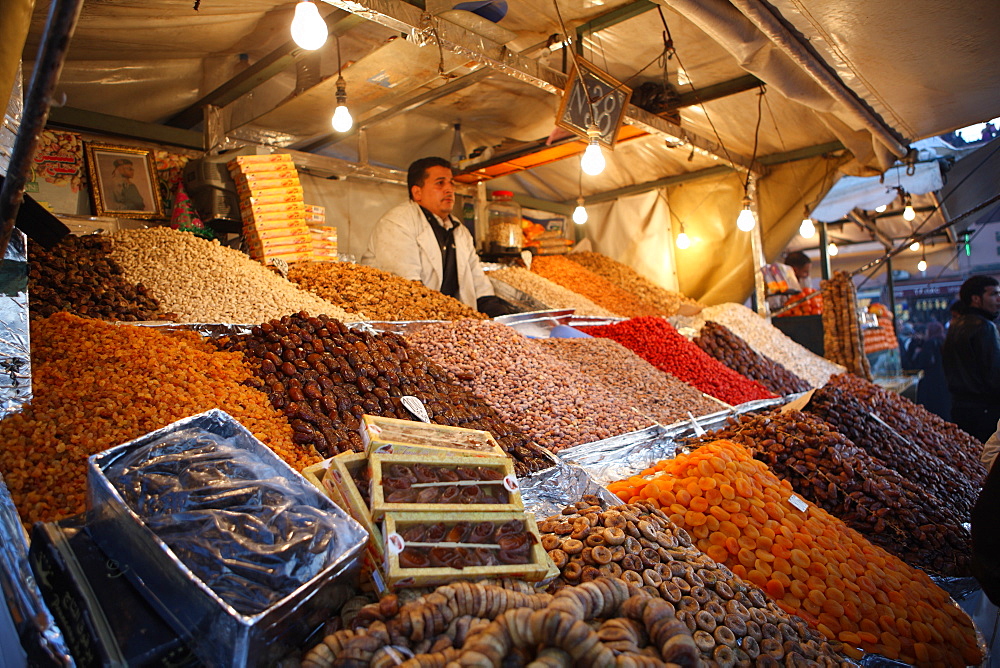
[917,256,927,272]
[330,38,353,132]
[572,197,588,225]
[902,193,916,221]
[580,124,606,176]
[290,1,328,50]
[736,197,755,232]
[909,241,920,252]
[827,242,839,256]
[875,204,887,213]
[799,217,815,238]
[676,230,691,249]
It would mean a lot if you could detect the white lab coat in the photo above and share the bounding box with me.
[982,418,1000,470]
[360,201,495,309]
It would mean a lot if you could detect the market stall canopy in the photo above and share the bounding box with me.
[7,0,1000,302]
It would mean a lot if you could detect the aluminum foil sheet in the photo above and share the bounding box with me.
[0,472,72,665]
[86,409,367,668]
[487,277,550,314]
[517,460,620,522]
[0,228,30,419]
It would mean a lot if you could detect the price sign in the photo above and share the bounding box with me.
[556,58,632,149]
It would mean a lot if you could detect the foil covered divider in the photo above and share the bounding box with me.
[0,228,30,419]
[86,409,368,668]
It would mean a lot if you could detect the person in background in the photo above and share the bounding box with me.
[902,320,951,420]
[361,157,514,317]
[972,420,1000,610]
[768,251,816,314]
[942,275,1000,442]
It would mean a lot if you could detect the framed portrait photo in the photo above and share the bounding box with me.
[84,142,163,219]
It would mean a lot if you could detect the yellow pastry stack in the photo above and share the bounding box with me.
[228,154,311,265]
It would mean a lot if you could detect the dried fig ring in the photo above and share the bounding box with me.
[603,527,626,546]
[598,562,622,578]
[541,534,561,551]
[713,644,737,667]
[692,629,716,653]
[637,520,658,541]
[761,622,780,641]
[697,568,719,586]
[538,520,558,533]
[678,596,700,613]
[601,511,627,529]
[671,576,691,594]
[639,548,660,568]
[554,522,574,535]
[748,588,767,608]
[714,581,735,599]
[581,565,601,582]
[548,549,568,569]
[642,569,662,587]
[685,569,705,587]
[654,563,671,578]
[563,561,583,581]
[610,546,626,562]
[641,585,659,599]
[778,623,797,642]
[668,562,687,578]
[561,538,584,555]
[580,547,596,565]
[783,641,804,657]
[690,585,710,606]
[695,610,717,633]
[745,620,762,642]
[725,599,749,617]
[749,607,768,625]
[622,554,643,572]
[659,581,683,603]
[585,533,605,548]
[571,525,590,541]
[714,624,737,648]
[592,545,613,565]
[622,570,643,587]
[760,638,784,659]
[704,601,726,623]
[623,536,641,553]
[723,613,747,637]
[742,635,761,658]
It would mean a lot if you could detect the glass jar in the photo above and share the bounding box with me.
[486,190,522,252]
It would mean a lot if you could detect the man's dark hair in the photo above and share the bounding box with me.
[959,275,999,306]
[784,251,811,268]
[407,157,452,200]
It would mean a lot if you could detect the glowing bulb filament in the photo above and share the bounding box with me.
[676,231,691,249]
[291,1,328,50]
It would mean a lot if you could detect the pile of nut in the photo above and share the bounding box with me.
[487,266,619,317]
[0,313,307,527]
[302,575,721,667]
[820,272,871,380]
[530,255,663,318]
[405,319,652,452]
[110,227,357,323]
[683,410,972,577]
[693,321,810,396]
[679,303,844,388]
[28,235,170,321]
[805,374,984,519]
[539,499,848,666]
[289,261,485,321]
[566,251,702,315]
[216,312,552,475]
[539,337,723,426]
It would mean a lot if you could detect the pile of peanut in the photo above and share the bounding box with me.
[487,266,619,317]
[539,337,723,426]
[0,313,309,527]
[566,251,702,315]
[109,227,357,323]
[406,319,652,451]
[289,261,485,322]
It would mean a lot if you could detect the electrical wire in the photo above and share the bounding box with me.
[743,85,765,197]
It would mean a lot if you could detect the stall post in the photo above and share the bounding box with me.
[818,220,832,280]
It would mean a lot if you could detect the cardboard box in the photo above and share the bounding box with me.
[382,511,548,589]
[360,414,506,458]
[369,452,522,521]
[229,154,293,167]
[86,410,368,668]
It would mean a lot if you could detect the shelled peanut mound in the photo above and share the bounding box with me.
[302,576,721,667]
[678,303,844,388]
[538,337,723,427]
[288,261,486,321]
[581,317,775,406]
[530,255,664,318]
[487,266,619,317]
[216,312,552,475]
[566,251,703,316]
[404,319,652,452]
[109,227,358,323]
[681,410,971,577]
[538,499,850,666]
[609,441,982,666]
[28,235,171,321]
[693,321,810,396]
[0,313,310,527]
[805,373,985,519]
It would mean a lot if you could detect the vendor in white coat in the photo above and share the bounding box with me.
[361,156,514,317]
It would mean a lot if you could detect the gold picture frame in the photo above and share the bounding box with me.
[84,142,163,219]
[555,58,632,150]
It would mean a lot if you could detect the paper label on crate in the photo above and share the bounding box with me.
[368,422,383,436]
[503,475,519,492]
[386,532,405,556]
[788,494,808,512]
[269,258,289,279]
[374,444,393,454]
[401,396,431,423]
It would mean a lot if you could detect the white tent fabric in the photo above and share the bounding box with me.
[809,162,943,223]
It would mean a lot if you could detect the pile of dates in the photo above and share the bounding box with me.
[685,410,972,577]
[396,518,535,568]
[382,463,509,505]
[217,312,552,474]
[538,498,848,666]
[693,321,810,396]
[805,374,983,519]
